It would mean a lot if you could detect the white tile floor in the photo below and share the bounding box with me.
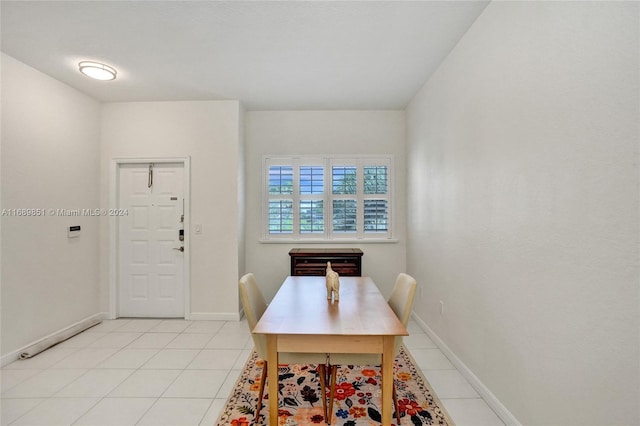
[1,319,504,426]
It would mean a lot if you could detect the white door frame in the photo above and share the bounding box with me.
[109,157,191,320]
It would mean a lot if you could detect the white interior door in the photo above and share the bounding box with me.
[118,162,185,317]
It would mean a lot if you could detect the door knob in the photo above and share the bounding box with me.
[173,247,184,252]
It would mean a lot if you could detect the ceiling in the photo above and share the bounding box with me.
[1,1,489,110]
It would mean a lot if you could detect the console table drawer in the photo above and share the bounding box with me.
[289,249,363,277]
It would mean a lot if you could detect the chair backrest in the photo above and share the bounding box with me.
[239,273,268,358]
[388,273,417,327]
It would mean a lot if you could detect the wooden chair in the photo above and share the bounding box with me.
[325,273,417,425]
[239,273,330,421]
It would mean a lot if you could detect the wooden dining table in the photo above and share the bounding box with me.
[253,275,408,426]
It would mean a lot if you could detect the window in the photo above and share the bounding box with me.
[263,156,392,240]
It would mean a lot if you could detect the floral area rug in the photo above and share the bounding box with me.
[216,346,453,426]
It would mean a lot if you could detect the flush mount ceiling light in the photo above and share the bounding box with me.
[78,61,117,81]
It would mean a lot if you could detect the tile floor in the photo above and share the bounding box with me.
[1,318,504,426]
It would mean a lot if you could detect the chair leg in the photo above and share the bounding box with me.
[317,364,328,423]
[393,384,401,425]
[256,360,268,418]
[327,365,337,425]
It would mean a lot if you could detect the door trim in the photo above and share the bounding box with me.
[109,157,191,320]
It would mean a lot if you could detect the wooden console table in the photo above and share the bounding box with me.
[289,248,363,276]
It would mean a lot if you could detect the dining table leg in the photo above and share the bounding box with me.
[267,335,279,426]
[381,335,395,426]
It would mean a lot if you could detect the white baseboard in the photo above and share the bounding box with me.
[189,311,242,321]
[0,312,106,368]
[105,311,244,322]
[411,312,522,426]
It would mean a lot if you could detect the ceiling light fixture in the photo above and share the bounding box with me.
[78,61,117,81]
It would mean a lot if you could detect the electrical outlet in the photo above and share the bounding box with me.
[439,301,444,315]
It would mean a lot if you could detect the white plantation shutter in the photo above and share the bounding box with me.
[268,200,293,234]
[363,165,389,233]
[332,199,357,233]
[299,165,324,234]
[264,156,392,240]
[364,200,388,232]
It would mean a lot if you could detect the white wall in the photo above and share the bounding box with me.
[1,54,101,357]
[237,106,247,311]
[245,111,406,300]
[100,101,243,320]
[406,2,639,425]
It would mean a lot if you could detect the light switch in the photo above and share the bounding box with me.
[194,224,202,235]
[68,225,81,238]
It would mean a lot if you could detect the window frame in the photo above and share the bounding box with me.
[262,155,393,242]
